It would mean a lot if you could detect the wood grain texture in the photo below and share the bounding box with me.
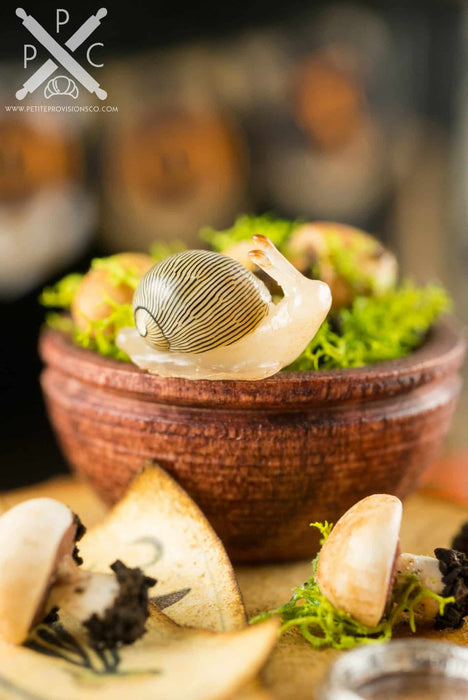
[39,320,465,562]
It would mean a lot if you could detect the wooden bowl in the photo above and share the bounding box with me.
[39,320,465,563]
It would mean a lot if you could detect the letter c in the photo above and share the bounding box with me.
[87,42,104,68]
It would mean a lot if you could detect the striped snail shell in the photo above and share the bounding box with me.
[133,250,271,354]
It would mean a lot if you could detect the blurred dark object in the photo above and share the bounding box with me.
[101,88,247,249]
[0,285,67,488]
[0,117,94,299]
[452,521,468,557]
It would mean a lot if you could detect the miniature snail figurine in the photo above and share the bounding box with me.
[117,235,332,380]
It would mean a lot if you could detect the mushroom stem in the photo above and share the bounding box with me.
[395,553,445,619]
[396,553,444,595]
[47,555,120,623]
[396,549,468,630]
[46,555,156,648]
[0,498,156,648]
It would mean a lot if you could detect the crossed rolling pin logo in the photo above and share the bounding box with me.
[16,8,108,101]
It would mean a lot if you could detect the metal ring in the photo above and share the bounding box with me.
[318,639,468,699]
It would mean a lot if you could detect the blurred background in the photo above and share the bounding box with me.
[0,1,467,489]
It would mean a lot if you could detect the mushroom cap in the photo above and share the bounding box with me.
[0,498,76,644]
[316,494,402,627]
[71,253,154,332]
[287,222,398,310]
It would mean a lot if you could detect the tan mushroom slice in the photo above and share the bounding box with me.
[0,606,278,700]
[0,498,155,647]
[79,463,246,632]
[316,494,402,627]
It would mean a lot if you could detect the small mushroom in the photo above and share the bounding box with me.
[0,498,155,647]
[72,252,154,333]
[286,222,398,310]
[316,494,402,627]
[316,494,468,629]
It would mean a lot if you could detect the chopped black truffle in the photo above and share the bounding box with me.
[434,548,468,630]
[72,513,87,566]
[42,606,59,625]
[83,560,156,649]
[451,522,468,557]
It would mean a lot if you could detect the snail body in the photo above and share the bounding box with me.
[133,250,270,354]
[117,236,332,380]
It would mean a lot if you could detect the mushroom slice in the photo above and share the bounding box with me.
[0,498,155,647]
[79,463,246,632]
[316,494,402,627]
[0,606,278,700]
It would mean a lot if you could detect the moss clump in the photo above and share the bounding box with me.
[286,283,451,371]
[149,239,187,261]
[201,214,301,253]
[40,273,83,310]
[251,523,454,650]
[40,218,452,368]
[89,255,151,291]
[44,302,134,361]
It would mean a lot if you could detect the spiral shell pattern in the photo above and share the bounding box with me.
[133,249,270,354]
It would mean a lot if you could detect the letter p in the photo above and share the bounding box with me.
[56,8,69,33]
[23,44,37,68]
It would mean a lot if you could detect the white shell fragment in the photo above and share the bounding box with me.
[117,235,332,380]
[316,494,403,627]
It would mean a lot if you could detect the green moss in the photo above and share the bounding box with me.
[42,280,450,367]
[41,247,181,362]
[40,217,452,368]
[149,240,187,262]
[41,257,143,361]
[251,523,454,650]
[40,273,83,310]
[201,214,301,253]
[73,300,134,361]
[44,302,134,361]
[90,256,143,290]
[43,312,76,334]
[286,283,451,371]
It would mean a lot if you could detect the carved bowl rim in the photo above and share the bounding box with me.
[39,319,466,409]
